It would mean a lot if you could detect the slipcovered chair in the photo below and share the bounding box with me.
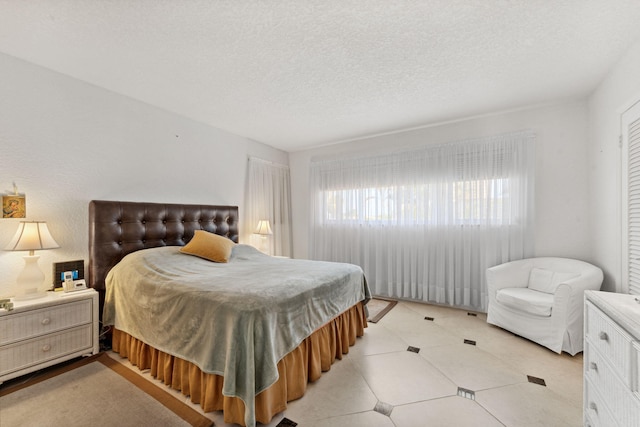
[486,257,603,355]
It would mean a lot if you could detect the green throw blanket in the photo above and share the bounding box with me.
[103,244,369,427]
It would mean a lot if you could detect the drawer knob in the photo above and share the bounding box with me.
[42,344,51,352]
[589,362,598,371]
[598,331,608,341]
[41,318,51,325]
[589,401,598,413]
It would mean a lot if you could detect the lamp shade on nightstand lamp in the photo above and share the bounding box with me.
[4,221,60,300]
[254,220,273,236]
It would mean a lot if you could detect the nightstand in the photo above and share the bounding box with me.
[0,288,99,384]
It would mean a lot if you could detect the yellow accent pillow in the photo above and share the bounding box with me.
[180,230,235,263]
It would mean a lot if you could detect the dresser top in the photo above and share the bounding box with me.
[586,290,640,339]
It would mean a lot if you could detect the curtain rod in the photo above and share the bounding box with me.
[248,156,289,169]
[310,130,535,165]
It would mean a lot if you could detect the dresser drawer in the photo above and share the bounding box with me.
[0,299,92,346]
[584,377,619,427]
[0,324,94,376]
[585,342,640,425]
[585,301,634,386]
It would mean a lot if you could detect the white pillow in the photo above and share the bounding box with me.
[527,268,555,293]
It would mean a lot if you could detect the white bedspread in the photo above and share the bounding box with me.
[102,244,369,427]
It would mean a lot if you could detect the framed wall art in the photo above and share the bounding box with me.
[2,194,26,218]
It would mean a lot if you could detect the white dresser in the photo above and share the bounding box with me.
[584,290,640,426]
[0,289,99,384]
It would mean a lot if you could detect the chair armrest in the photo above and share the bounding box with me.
[554,268,604,295]
[554,268,604,326]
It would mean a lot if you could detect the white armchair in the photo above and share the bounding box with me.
[486,257,603,355]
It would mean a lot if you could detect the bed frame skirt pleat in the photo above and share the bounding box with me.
[111,301,367,426]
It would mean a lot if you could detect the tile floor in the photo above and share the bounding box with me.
[109,300,584,426]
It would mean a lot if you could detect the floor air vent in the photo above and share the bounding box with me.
[527,375,546,386]
[373,401,394,416]
[457,387,476,400]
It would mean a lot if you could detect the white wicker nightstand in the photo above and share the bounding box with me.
[0,289,99,384]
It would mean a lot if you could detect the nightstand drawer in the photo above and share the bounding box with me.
[0,299,92,346]
[585,301,634,385]
[0,324,93,376]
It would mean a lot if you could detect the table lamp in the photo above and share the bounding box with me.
[254,219,272,254]
[4,221,60,300]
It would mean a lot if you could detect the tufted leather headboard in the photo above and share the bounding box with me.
[88,200,239,294]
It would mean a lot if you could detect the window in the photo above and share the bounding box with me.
[309,131,535,311]
[320,177,511,225]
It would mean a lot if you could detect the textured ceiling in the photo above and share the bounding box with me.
[2,1,640,152]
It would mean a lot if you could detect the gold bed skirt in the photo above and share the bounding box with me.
[111,301,367,426]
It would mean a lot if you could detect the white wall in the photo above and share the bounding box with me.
[7,35,638,299]
[0,53,288,298]
[588,39,640,292]
[290,101,592,265]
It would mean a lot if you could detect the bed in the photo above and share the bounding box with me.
[88,200,369,427]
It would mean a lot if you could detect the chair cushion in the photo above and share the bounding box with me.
[496,288,554,317]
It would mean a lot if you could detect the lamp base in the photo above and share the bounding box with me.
[259,235,270,255]
[14,254,47,301]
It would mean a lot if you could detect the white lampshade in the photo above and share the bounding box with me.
[254,220,273,236]
[5,221,60,300]
[5,221,60,253]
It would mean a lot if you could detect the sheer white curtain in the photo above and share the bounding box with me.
[245,157,293,256]
[309,131,535,311]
